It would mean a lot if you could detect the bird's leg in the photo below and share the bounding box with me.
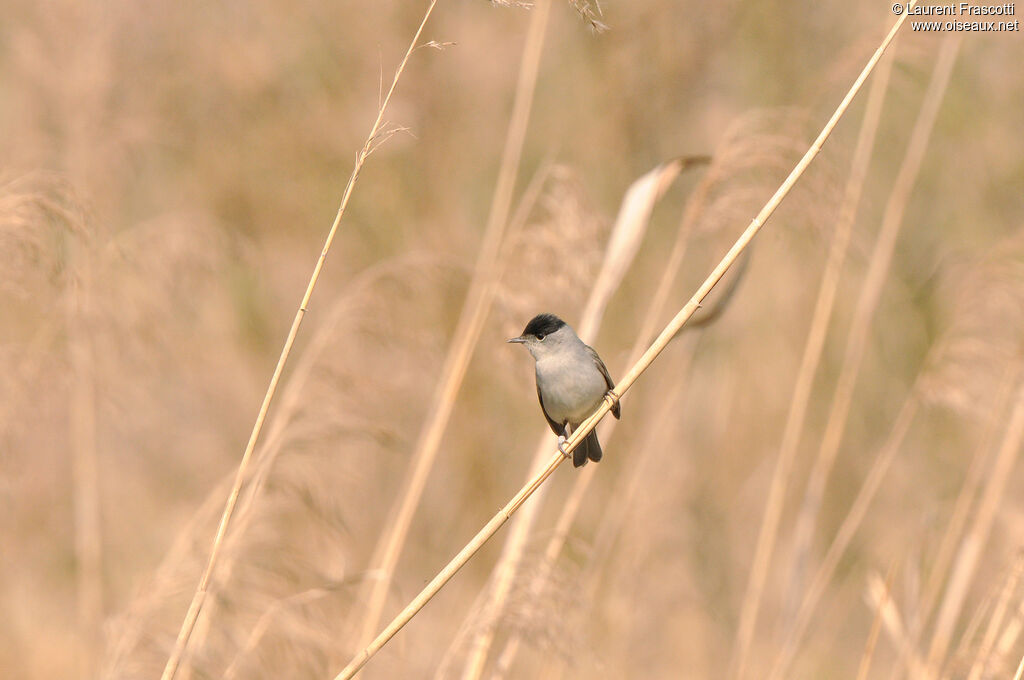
[556,435,571,459]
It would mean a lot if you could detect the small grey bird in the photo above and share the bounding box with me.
[508,313,620,467]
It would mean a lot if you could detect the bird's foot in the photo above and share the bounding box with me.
[557,435,571,460]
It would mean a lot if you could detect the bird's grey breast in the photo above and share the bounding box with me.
[535,346,607,425]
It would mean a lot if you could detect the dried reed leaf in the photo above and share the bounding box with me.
[579,159,683,328]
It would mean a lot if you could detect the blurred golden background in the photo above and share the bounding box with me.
[2,1,1023,678]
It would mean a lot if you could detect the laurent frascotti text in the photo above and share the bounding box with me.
[900,2,1014,14]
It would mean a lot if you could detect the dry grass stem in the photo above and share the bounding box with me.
[926,377,1024,674]
[857,566,897,680]
[966,555,1024,680]
[868,571,929,678]
[994,595,1024,674]
[786,33,961,618]
[729,43,895,680]
[352,0,551,654]
[335,10,916,675]
[158,4,441,678]
[943,579,1009,679]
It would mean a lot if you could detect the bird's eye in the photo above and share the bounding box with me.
[536,333,545,341]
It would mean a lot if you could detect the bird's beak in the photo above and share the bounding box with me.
[507,336,527,344]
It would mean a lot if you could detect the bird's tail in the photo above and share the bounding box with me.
[574,429,602,467]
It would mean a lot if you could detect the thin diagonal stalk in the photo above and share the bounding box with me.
[868,570,929,678]
[941,586,1001,680]
[785,33,961,622]
[727,42,895,680]
[994,598,1024,675]
[857,565,898,680]
[926,376,1024,673]
[334,11,915,676]
[158,4,440,678]
[966,555,1024,680]
[351,0,551,652]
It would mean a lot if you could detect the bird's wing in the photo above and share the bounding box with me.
[586,344,620,419]
[536,381,567,436]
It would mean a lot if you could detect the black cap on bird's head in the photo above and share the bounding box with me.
[507,313,566,344]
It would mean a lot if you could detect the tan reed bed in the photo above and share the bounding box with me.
[727,34,896,680]
[784,32,962,634]
[334,6,918,676]
[159,4,441,679]
[774,219,1024,678]
[809,367,1021,680]
[761,34,962,680]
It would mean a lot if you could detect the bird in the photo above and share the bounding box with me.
[507,313,620,467]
